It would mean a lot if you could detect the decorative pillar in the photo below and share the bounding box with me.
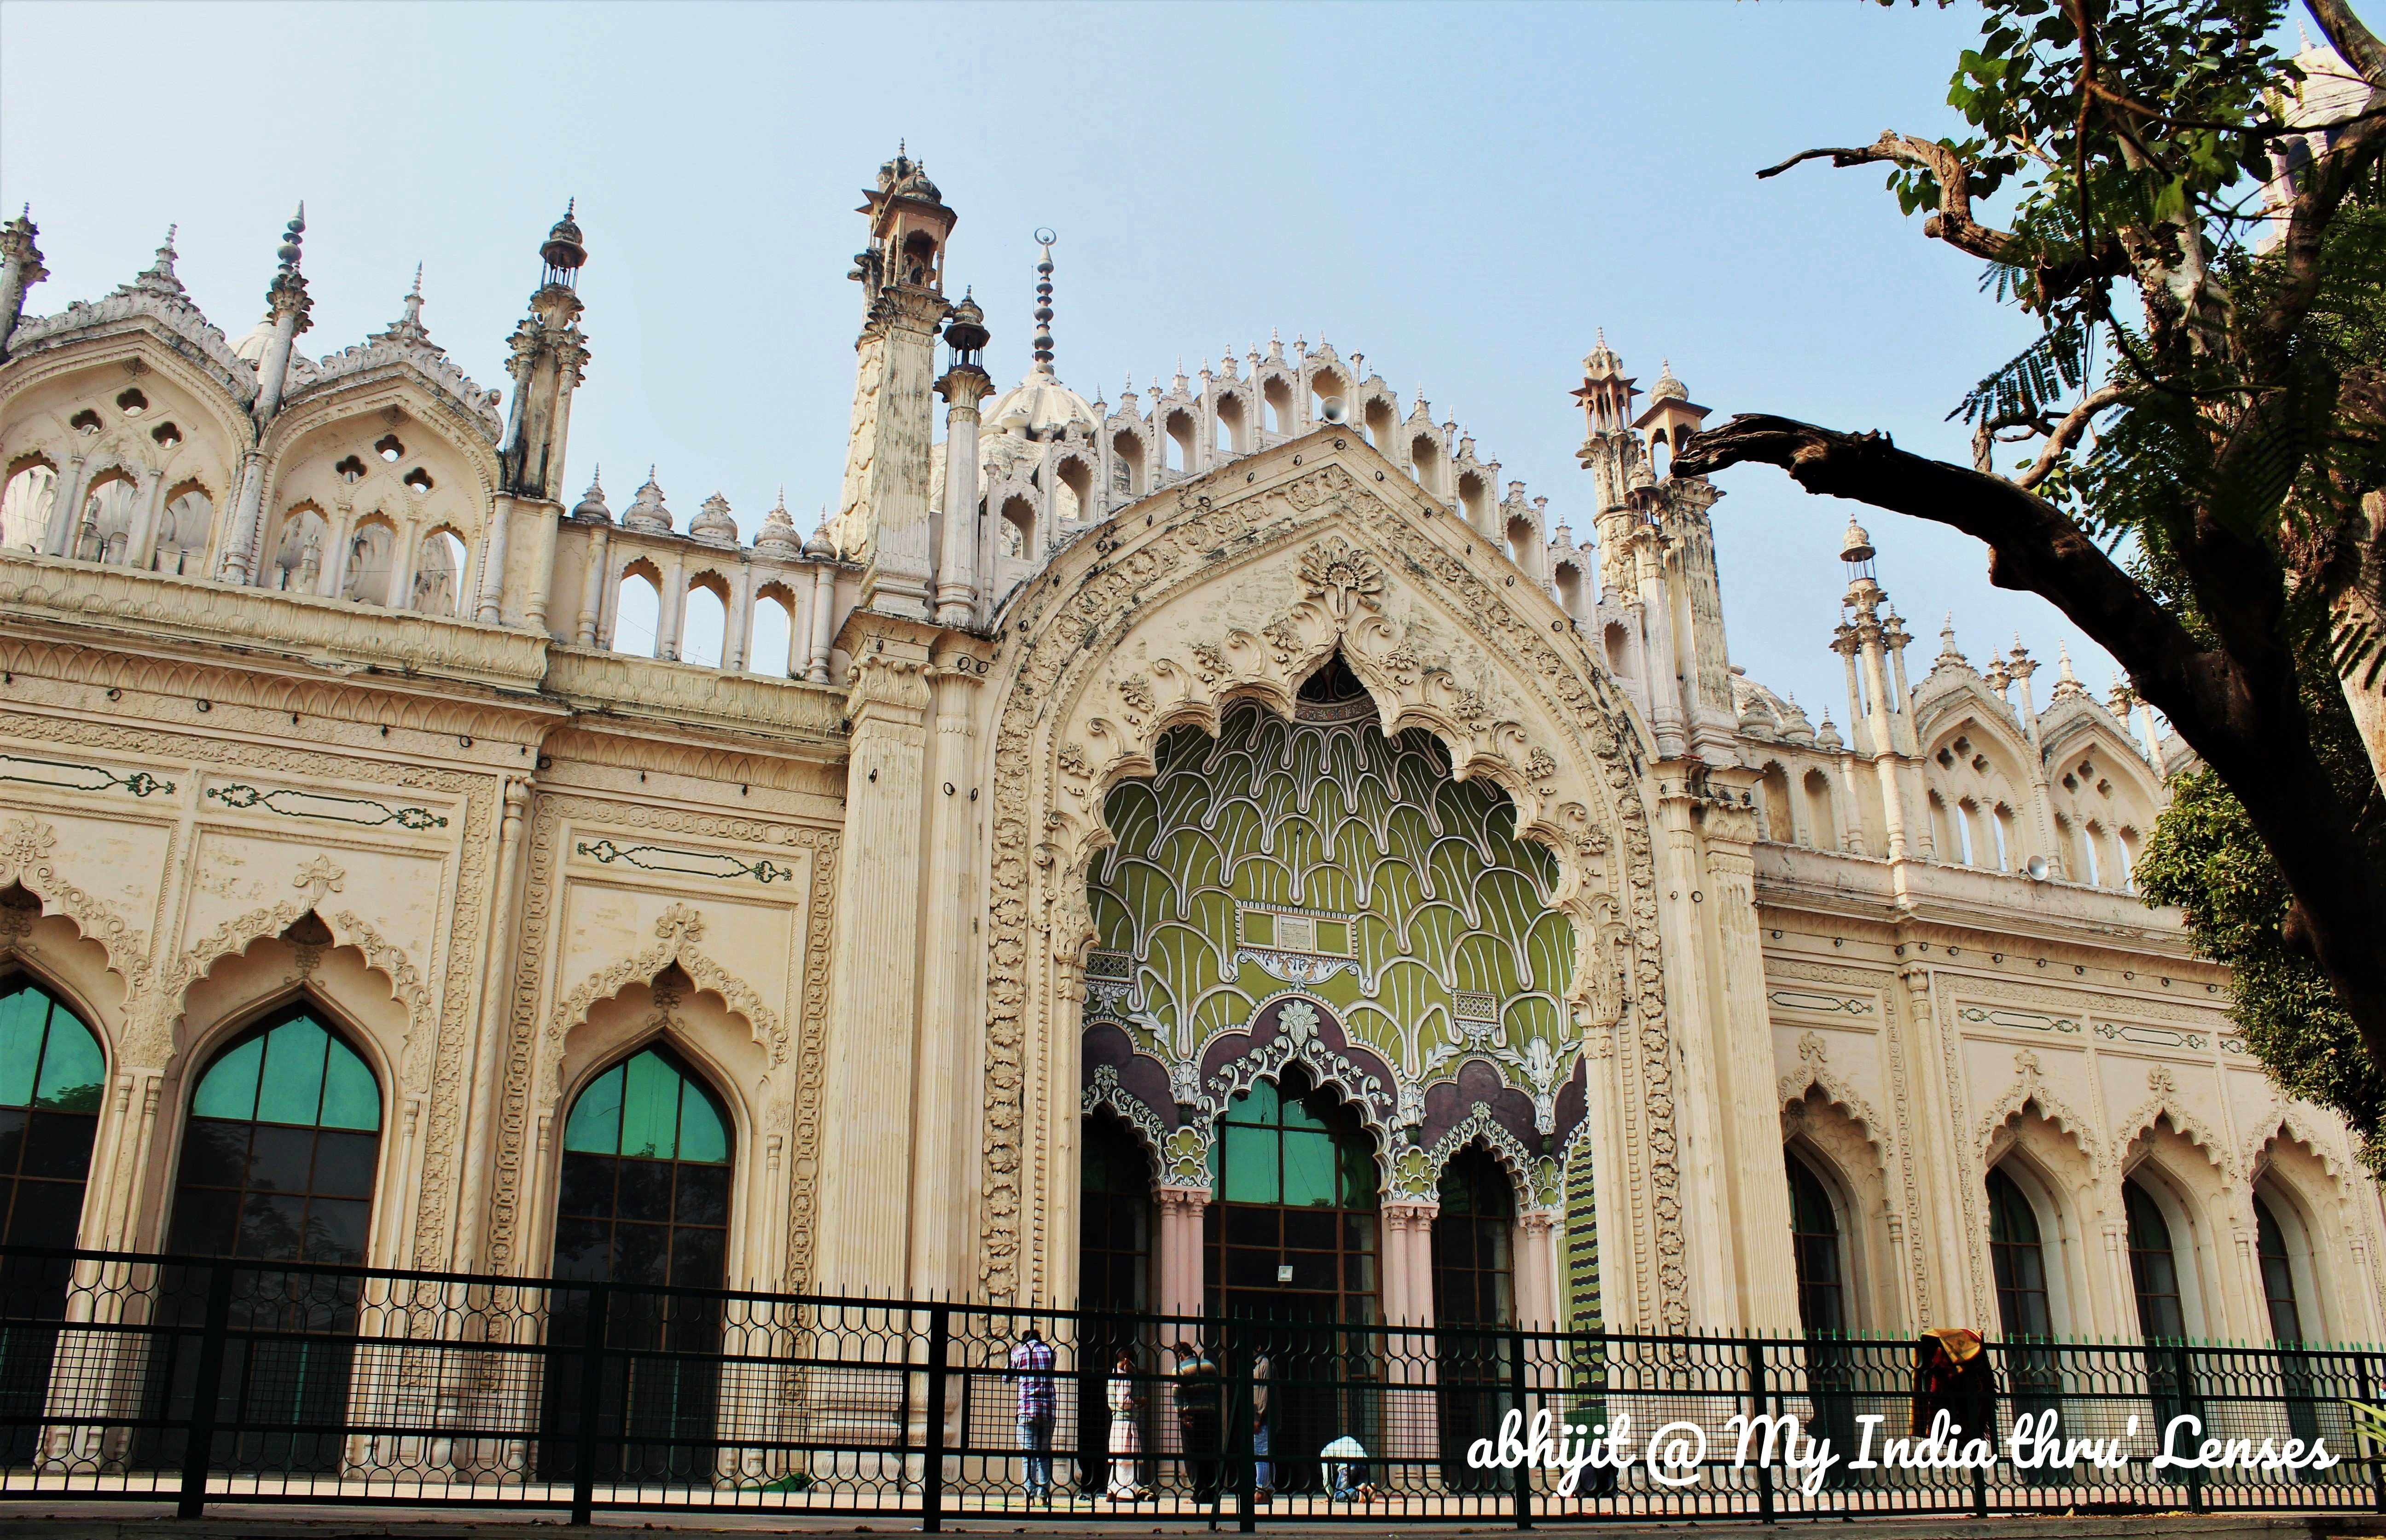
[218,453,267,582]
[813,621,935,1294]
[935,296,992,628]
[45,455,87,558]
[318,508,355,598]
[655,550,685,661]
[1155,1183,1209,1320]
[806,556,837,682]
[0,207,48,363]
[454,776,532,1272]
[1382,1199,1440,1478]
[476,494,515,625]
[1653,767,1741,1326]
[575,523,610,647]
[723,567,753,673]
[1895,966,1978,1330]
[908,651,987,1296]
[523,505,560,633]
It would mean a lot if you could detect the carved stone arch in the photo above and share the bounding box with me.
[557,978,752,1138]
[2242,1106,2350,1186]
[0,331,257,457]
[1196,994,1401,1173]
[267,381,502,498]
[2115,1084,2236,1186]
[1974,1053,2102,1171]
[1776,1030,1887,1158]
[0,891,124,1055]
[1416,1107,1539,1208]
[0,814,153,1013]
[975,434,1679,1325]
[536,904,784,1113]
[1081,1062,1170,1179]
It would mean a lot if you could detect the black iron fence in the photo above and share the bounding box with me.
[0,1245,2379,1528]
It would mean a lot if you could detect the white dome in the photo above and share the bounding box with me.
[986,364,1100,440]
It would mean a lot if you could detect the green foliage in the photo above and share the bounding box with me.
[2138,768,2386,1175]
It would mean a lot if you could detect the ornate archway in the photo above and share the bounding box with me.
[969,440,1685,1328]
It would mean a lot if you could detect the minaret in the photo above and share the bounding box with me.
[835,146,957,622]
[252,204,313,422]
[491,203,590,628]
[499,203,591,502]
[0,206,48,364]
[1834,518,1916,862]
[221,210,314,584]
[1574,331,1643,591]
[934,287,992,627]
[1635,360,1734,755]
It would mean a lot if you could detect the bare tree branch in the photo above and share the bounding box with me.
[2013,383,2128,489]
[2308,0,2386,88]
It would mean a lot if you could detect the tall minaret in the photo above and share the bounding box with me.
[0,207,48,364]
[222,209,314,584]
[491,203,590,628]
[1834,519,1916,862]
[836,146,957,622]
[934,288,992,627]
[1573,332,1642,593]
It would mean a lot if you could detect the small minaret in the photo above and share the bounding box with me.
[0,206,48,364]
[1833,518,1918,861]
[934,287,992,628]
[499,202,591,503]
[835,146,957,622]
[1574,331,1643,591]
[252,204,313,422]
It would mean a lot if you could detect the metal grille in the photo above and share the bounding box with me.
[0,1245,2377,1528]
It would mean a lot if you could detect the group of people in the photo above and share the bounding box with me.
[1006,1331,1302,1505]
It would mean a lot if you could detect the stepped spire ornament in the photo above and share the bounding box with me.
[1031,228,1057,371]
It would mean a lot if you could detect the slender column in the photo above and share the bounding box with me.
[935,365,991,627]
[454,776,532,1271]
[219,454,267,582]
[1896,967,1980,1329]
[723,566,753,673]
[1696,776,1800,1331]
[909,659,984,1296]
[476,495,514,624]
[814,631,934,1294]
[1516,1210,1559,1329]
[575,524,610,646]
[1382,1199,1440,1478]
[45,456,87,557]
[1155,1184,1209,1319]
[807,562,837,682]
[655,551,685,660]
[1635,533,1687,758]
[392,521,426,612]
[318,508,355,598]
[125,470,167,570]
[523,503,560,633]
[1653,769,1739,1326]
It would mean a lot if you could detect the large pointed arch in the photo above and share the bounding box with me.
[968,431,1680,1326]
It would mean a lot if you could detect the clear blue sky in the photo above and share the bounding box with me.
[0,0,2129,718]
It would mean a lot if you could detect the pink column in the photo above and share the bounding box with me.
[1382,1200,1440,1487]
[1155,1185,1208,1319]
[1515,1210,1560,1328]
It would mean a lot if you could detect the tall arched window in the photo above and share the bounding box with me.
[1204,1066,1379,1494]
[1985,1167,2052,1337]
[1433,1145,1514,1491]
[1785,1153,1846,1334]
[0,976,105,1462]
[2123,1178,2186,1340]
[157,1004,380,1474]
[2254,1193,2305,1344]
[0,463,57,551]
[153,486,213,576]
[545,1044,732,1481]
[169,1007,381,1262]
[553,1045,732,1288]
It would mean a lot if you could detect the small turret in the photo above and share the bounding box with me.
[572,468,612,523]
[691,492,738,546]
[499,202,592,504]
[252,205,313,423]
[0,206,50,364]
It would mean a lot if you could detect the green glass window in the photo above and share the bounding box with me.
[1204,1064,1380,1324]
[553,1045,732,1289]
[0,977,106,1251]
[168,1006,381,1264]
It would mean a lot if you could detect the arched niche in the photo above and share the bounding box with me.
[969,440,1675,1326]
[1780,1086,1898,1335]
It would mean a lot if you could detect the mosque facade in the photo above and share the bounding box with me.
[0,153,2380,1359]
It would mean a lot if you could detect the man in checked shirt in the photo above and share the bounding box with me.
[1009,1325,1058,1504]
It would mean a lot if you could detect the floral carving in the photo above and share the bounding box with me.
[1297,538,1385,625]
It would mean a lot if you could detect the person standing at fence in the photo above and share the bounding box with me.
[1010,1326,1058,1505]
[1173,1340,1224,1504]
[1250,1352,1273,1503]
[1105,1349,1149,1500]
[1910,1328,1997,1449]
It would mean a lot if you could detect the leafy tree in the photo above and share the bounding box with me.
[1675,0,2386,1077]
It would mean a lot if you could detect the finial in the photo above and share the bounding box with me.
[565,197,575,217]
[1031,227,1057,371]
[410,262,423,296]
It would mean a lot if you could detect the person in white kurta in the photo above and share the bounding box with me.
[1105,1352,1146,1499]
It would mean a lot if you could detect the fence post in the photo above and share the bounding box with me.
[1231,1325,1255,1534]
[571,1282,609,1527]
[174,1259,234,1520]
[1746,1336,1773,1526]
[2356,1350,2384,1514]
[1509,1326,1533,1530]
[923,1304,948,1534]
[2177,1342,2205,1515]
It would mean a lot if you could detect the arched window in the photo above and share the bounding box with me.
[680,580,728,669]
[267,507,329,592]
[169,1007,381,1262]
[545,1044,731,1482]
[0,976,104,1258]
[554,1045,732,1288]
[1433,1144,1515,1491]
[76,473,139,564]
[1206,1065,1379,1495]
[154,486,213,576]
[2253,1193,2304,1345]
[2123,1177,2186,1340]
[612,566,661,656]
[1080,1110,1152,1313]
[1785,1152,1846,1334]
[1803,769,1838,851]
[749,587,796,677]
[1985,1167,2053,1337]
[0,976,105,1461]
[0,463,57,551]
[411,529,466,614]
